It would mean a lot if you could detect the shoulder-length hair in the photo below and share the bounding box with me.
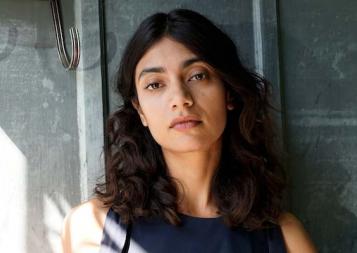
[95,8,286,230]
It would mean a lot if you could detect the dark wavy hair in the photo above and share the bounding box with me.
[95,8,286,230]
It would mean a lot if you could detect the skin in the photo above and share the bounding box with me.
[61,36,318,253]
[132,37,230,216]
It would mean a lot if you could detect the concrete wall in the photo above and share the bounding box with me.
[0,0,104,252]
[278,0,357,251]
[1,0,356,252]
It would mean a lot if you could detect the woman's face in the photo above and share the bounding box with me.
[133,37,230,153]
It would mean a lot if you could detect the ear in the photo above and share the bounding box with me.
[226,90,235,110]
[131,98,148,127]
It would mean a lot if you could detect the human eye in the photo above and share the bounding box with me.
[144,82,162,90]
[189,72,207,81]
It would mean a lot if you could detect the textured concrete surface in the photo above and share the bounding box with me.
[279,0,357,252]
[0,0,104,252]
[1,0,355,252]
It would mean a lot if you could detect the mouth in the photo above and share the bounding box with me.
[171,120,202,130]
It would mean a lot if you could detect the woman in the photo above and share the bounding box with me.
[61,9,317,253]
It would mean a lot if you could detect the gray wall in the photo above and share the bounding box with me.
[0,0,79,252]
[279,0,357,252]
[1,0,356,252]
[0,0,104,252]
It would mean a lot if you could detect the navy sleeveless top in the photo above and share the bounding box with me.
[99,207,287,253]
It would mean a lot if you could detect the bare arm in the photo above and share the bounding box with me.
[279,212,318,253]
[60,198,109,253]
[61,210,73,253]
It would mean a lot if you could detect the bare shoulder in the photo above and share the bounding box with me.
[278,212,318,253]
[61,198,110,253]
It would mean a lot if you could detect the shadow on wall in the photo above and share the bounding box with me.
[289,145,357,252]
[282,26,357,252]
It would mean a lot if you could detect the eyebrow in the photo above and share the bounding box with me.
[137,57,203,81]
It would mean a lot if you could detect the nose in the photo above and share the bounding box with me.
[169,81,194,110]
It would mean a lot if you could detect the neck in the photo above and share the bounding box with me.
[162,138,222,217]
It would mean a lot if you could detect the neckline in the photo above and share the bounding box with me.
[178,212,222,220]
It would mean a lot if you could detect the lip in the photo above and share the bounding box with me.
[169,115,202,128]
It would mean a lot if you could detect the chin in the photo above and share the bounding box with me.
[163,142,213,153]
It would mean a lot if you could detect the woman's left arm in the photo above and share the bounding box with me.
[279,212,318,253]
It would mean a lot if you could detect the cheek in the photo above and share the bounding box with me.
[211,99,228,134]
[146,119,170,149]
[202,86,228,133]
[139,95,163,122]
[140,100,168,142]
[201,84,227,114]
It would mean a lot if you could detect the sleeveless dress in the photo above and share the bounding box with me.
[99,207,287,253]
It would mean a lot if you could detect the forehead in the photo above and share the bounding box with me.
[142,37,195,62]
[135,38,198,76]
